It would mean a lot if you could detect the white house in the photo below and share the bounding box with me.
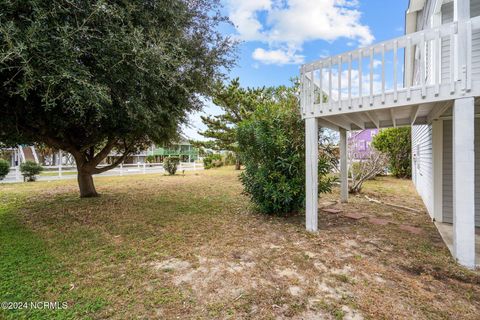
[301,0,480,268]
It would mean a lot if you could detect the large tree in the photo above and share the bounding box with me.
[195,78,269,170]
[0,0,235,197]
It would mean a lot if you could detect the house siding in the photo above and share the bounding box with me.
[442,119,453,223]
[442,117,480,227]
[411,0,480,226]
[412,124,434,216]
[440,1,480,83]
[441,2,453,84]
[414,1,480,85]
[471,0,480,79]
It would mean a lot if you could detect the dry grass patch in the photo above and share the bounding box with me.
[0,169,479,319]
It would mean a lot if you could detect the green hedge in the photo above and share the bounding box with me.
[163,157,180,175]
[20,161,43,182]
[237,95,334,215]
[372,127,411,178]
[203,154,222,169]
[0,159,9,180]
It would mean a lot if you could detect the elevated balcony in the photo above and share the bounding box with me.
[300,16,480,131]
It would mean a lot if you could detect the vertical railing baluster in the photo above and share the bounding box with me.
[406,37,412,100]
[381,44,386,103]
[301,66,305,116]
[466,20,472,92]
[319,64,323,112]
[450,24,455,94]
[369,47,374,105]
[393,40,398,102]
[435,30,440,95]
[338,56,342,109]
[329,58,333,111]
[348,53,352,108]
[420,33,426,98]
[310,70,314,114]
[358,50,363,107]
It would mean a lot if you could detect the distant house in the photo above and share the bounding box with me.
[348,129,379,160]
[149,142,199,163]
[0,146,40,166]
[106,141,199,164]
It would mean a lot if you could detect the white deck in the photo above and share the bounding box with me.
[300,17,480,130]
[301,8,479,268]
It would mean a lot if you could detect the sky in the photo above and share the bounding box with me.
[183,0,410,140]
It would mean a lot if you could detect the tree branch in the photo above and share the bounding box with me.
[91,150,131,174]
[90,138,117,166]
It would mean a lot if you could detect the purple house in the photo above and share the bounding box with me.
[348,129,379,160]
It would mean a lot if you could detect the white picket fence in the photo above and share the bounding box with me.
[6,162,203,182]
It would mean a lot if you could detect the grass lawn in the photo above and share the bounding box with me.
[0,167,479,319]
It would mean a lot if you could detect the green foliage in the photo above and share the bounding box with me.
[349,162,362,177]
[0,0,235,194]
[196,79,267,150]
[203,154,223,169]
[237,85,334,215]
[372,127,412,178]
[146,155,156,163]
[0,159,9,180]
[20,161,43,182]
[194,78,274,169]
[164,157,180,175]
[223,152,236,166]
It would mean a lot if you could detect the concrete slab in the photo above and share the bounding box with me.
[434,222,480,267]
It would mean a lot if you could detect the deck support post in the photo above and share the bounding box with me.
[305,118,319,232]
[452,97,475,268]
[432,120,443,222]
[339,128,348,203]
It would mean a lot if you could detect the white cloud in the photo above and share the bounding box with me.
[252,47,304,65]
[228,0,374,65]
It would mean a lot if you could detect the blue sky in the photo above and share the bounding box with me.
[184,0,410,140]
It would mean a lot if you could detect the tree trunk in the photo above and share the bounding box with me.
[77,169,98,198]
[235,157,241,170]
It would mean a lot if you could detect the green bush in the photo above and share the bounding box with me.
[237,91,334,215]
[203,154,222,169]
[146,155,156,163]
[20,161,43,181]
[223,152,236,166]
[372,127,411,178]
[163,156,180,175]
[0,159,9,180]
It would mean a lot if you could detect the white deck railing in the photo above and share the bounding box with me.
[300,17,480,119]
